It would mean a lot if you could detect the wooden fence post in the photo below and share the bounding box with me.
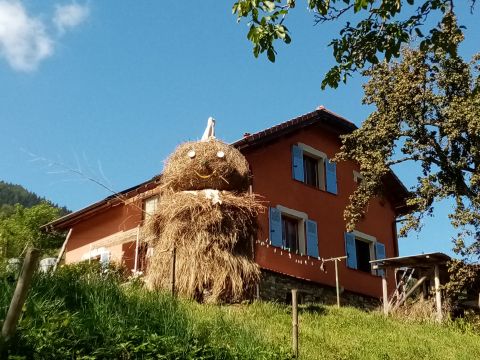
[1,248,40,341]
[335,259,340,308]
[382,270,389,316]
[434,264,443,322]
[292,289,299,358]
[170,246,176,297]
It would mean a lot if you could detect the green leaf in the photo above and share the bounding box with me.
[414,28,424,38]
[253,45,260,58]
[263,0,275,11]
[267,47,275,62]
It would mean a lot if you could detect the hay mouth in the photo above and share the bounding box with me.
[194,169,214,179]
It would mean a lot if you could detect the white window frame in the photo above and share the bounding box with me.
[143,195,159,219]
[276,205,307,255]
[298,143,327,191]
[82,247,110,263]
[352,230,377,275]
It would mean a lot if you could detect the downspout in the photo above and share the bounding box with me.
[392,217,408,257]
[133,226,140,273]
[392,220,399,257]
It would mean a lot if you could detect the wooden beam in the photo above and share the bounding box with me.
[392,276,428,310]
[382,271,389,315]
[2,248,40,340]
[335,259,340,308]
[322,255,347,308]
[434,264,443,322]
[53,228,72,271]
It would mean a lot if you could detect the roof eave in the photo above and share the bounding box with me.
[43,175,161,231]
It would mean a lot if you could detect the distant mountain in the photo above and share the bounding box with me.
[0,180,69,216]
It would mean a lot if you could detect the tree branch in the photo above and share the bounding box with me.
[313,4,353,25]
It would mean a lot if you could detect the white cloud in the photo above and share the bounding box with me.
[53,3,89,34]
[0,1,90,72]
[0,0,53,71]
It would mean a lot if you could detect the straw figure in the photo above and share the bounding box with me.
[145,119,263,303]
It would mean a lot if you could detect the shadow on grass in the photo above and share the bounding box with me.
[299,303,328,315]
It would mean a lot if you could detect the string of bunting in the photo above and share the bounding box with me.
[255,239,344,273]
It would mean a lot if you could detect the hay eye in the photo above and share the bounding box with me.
[187,150,196,159]
[216,151,225,159]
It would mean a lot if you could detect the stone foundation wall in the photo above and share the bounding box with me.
[258,270,380,310]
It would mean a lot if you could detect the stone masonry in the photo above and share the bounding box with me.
[258,269,380,311]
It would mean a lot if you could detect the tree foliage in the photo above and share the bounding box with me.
[0,203,65,259]
[335,16,480,259]
[233,0,476,88]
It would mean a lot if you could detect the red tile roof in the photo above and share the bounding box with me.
[233,107,356,150]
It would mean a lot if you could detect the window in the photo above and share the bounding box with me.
[303,155,320,187]
[345,231,386,276]
[355,239,372,273]
[282,216,300,253]
[143,196,159,219]
[136,243,149,272]
[292,143,337,194]
[269,206,319,258]
[81,247,111,267]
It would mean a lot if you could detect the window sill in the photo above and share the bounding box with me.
[269,244,320,260]
[348,268,382,278]
[292,179,337,195]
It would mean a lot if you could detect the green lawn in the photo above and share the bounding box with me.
[1,264,480,359]
[193,301,480,360]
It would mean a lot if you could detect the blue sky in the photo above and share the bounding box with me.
[0,1,478,257]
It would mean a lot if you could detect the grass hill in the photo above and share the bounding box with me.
[1,264,480,359]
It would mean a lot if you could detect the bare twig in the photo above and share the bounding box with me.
[314,4,353,25]
[22,149,152,218]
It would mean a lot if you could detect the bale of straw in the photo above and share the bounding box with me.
[161,139,250,192]
[145,190,263,303]
[147,244,260,303]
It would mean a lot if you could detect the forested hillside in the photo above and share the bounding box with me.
[0,181,68,259]
[0,180,68,217]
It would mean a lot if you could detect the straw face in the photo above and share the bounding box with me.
[161,139,250,192]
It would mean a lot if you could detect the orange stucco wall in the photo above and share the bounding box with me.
[65,201,143,266]
[243,126,398,299]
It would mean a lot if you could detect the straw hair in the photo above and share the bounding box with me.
[145,190,263,303]
[161,139,250,192]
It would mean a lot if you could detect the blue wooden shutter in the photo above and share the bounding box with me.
[269,207,283,247]
[375,242,386,277]
[292,145,304,182]
[326,160,337,194]
[344,232,357,269]
[306,219,319,258]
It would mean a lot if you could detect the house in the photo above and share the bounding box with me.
[44,107,411,302]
